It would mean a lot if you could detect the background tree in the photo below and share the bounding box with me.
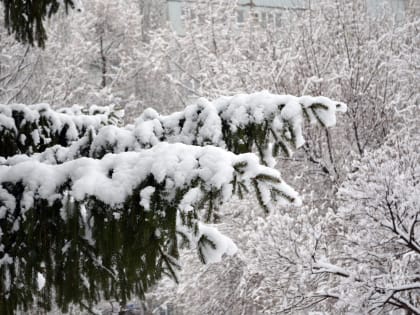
[0,0,169,112]
[315,105,420,314]
[145,0,419,313]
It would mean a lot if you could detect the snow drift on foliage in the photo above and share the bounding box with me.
[0,142,300,267]
[2,92,346,165]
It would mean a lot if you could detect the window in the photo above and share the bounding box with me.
[275,12,282,27]
[237,9,245,23]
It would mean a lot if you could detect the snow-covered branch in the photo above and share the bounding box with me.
[0,103,123,158]
[0,141,300,312]
[3,92,346,165]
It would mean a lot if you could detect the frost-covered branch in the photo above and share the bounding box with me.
[310,256,420,314]
[322,106,420,313]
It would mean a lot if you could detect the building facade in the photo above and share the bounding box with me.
[166,0,409,34]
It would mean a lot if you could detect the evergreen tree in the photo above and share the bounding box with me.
[0,92,346,313]
[0,0,77,48]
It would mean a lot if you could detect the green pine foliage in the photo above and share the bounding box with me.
[1,0,76,48]
[0,103,122,158]
[0,93,345,313]
[12,93,345,164]
[0,143,298,314]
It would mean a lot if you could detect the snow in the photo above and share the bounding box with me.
[140,186,156,211]
[0,253,13,266]
[313,260,351,278]
[0,93,345,169]
[61,241,71,254]
[0,187,16,218]
[299,95,347,127]
[0,115,16,132]
[176,215,238,264]
[37,272,46,291]
[178,188,203,213]
[0,103,121,156]
[44,92,345,161]
[197,223,238,264]
[0,141,298,224]
[0,140,301,273]
[81,274,90,289]
[4,266,11,292]
[389,283,420,291]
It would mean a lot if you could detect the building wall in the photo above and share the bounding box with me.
[166,0,408,34]
[167,1,185,34]
[237,0,307,9]
[366,0,407,20]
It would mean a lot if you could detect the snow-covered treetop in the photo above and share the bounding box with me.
[0,92,345,314]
